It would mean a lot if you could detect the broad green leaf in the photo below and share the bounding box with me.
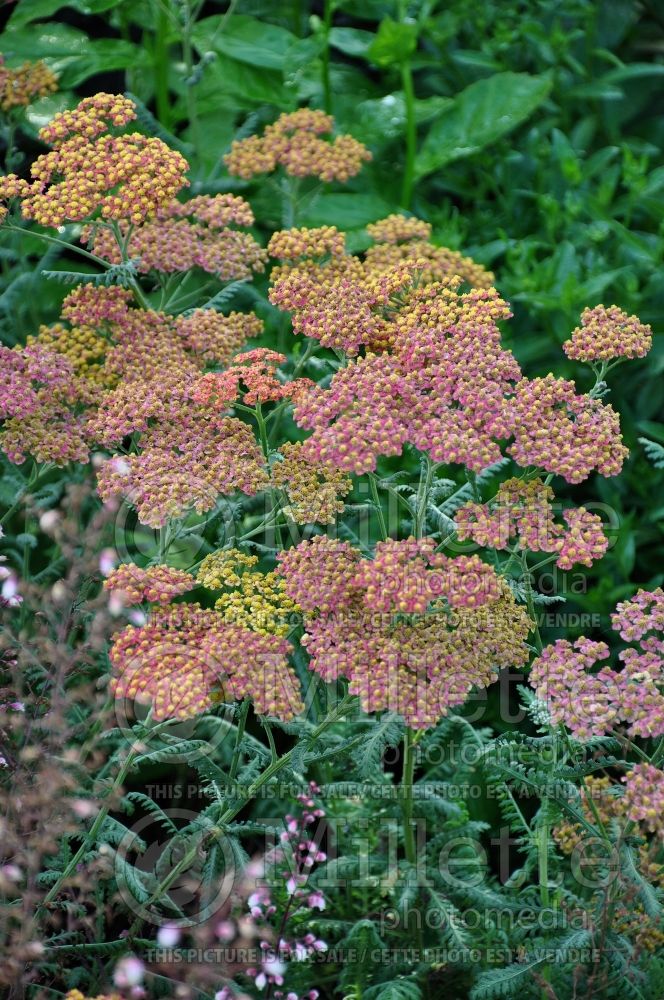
[23,93,73,133]
[192,15,297,71]
[364,982,422,1000]
[192,58,291,112]
[59,40,150,89]
[8,0,117,29]
[1,25,149,87]
[302,192,394,229]
[450,49,502,71]
[367,17,418,68]
[355,92,454,144]
[415,71,552,178]
[328,26,374,58]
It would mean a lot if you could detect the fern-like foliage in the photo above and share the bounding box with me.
[351,712,405,780]
[469,958,546,999]
[124,91,192,154]
[639,436,664,468]
[42,259,141,288]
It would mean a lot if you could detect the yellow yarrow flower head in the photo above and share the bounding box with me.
[197,548,301,637]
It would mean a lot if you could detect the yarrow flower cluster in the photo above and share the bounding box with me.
[174,310,264,366]
[0,55,58,112]
[282,282,519,474]
[192,349,313,408]
[506,374,627,482]
[529,588,664,740]
[0,93,189,227]
[277,536,530,728]
[92,377,269,527]
[268,237,641,482]
[563,304,652,362]
[622,763,664,839]
[104,563,195,604]
[1,282,268,514]
[110,598,304,721]
[197,549,300,637]
[364,213,495,289]
[224,109,371,182]
[456,477,608,570]
[0,343,87,464]
[85,194,267,280]
[271,441,352,525]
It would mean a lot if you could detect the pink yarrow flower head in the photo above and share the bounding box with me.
[564,304,652,362]
[530,591,664,741]
[622,763,664,838]
[109,603,304,722]
[278,536,530,729]
[84,194,268,280]
[506,374,627,483]
[104,563,195,604]
[456,478,609,570]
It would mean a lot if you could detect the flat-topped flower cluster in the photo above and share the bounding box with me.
[0,95,658,744]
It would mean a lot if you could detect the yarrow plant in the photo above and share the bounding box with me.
[1,89,663,1000]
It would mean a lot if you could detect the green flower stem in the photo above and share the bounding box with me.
[39,743,140,911]
[3,223,151,311]
[519,549,543,652]
[401,727,417,866]
[181,2,202,159]
[154,5,172,130]
[368,472,389,541]
[1,461,52,526]
[321,0,334,115]
[254,401,271,460]
[401,727,426,964]
[3,118,17,173]
[400,58,417,209]
[413,454,434,539]
[3,225,111,270]
[229,699,250,780]
[280,175,301,228]
[261,717,279,764]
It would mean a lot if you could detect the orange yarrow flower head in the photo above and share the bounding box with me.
[0,93,189,227]
[224,108,371,182]
[193,349,314,408]
[110,602,304,722]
